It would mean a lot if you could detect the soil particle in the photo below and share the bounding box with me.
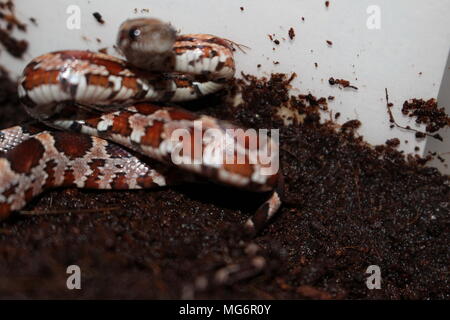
[92,12,105,24]
[402,98,450,133]
[288,28,295,40]
[385,138,400,148]
[340,119,361,133]
[385,90,443,141]
[0,0,26,31]
[329,77,358,90]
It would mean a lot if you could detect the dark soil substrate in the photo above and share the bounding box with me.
[0,73,448,299]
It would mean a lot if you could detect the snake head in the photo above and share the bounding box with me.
[117,18,177,71]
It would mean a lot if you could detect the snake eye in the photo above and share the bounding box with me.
[129,28,141,40]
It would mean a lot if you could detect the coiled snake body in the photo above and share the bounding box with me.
[0,18,282,235]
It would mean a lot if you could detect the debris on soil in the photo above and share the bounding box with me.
[0,0,27,31]
[340,119,361,133]
[326,40,333,46]
[402,98,450,133]
[325,1,330,8]
[0,28,28,57]
[240,7,244,11]
[92,12,105,24]
[268,34,282,46]
[385,138,400,148]
[385,89,443,141]
[415,131,427,139]
[0,1,29,58]
[329,77,358,90]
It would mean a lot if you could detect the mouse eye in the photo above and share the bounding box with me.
[129,28,141,40]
